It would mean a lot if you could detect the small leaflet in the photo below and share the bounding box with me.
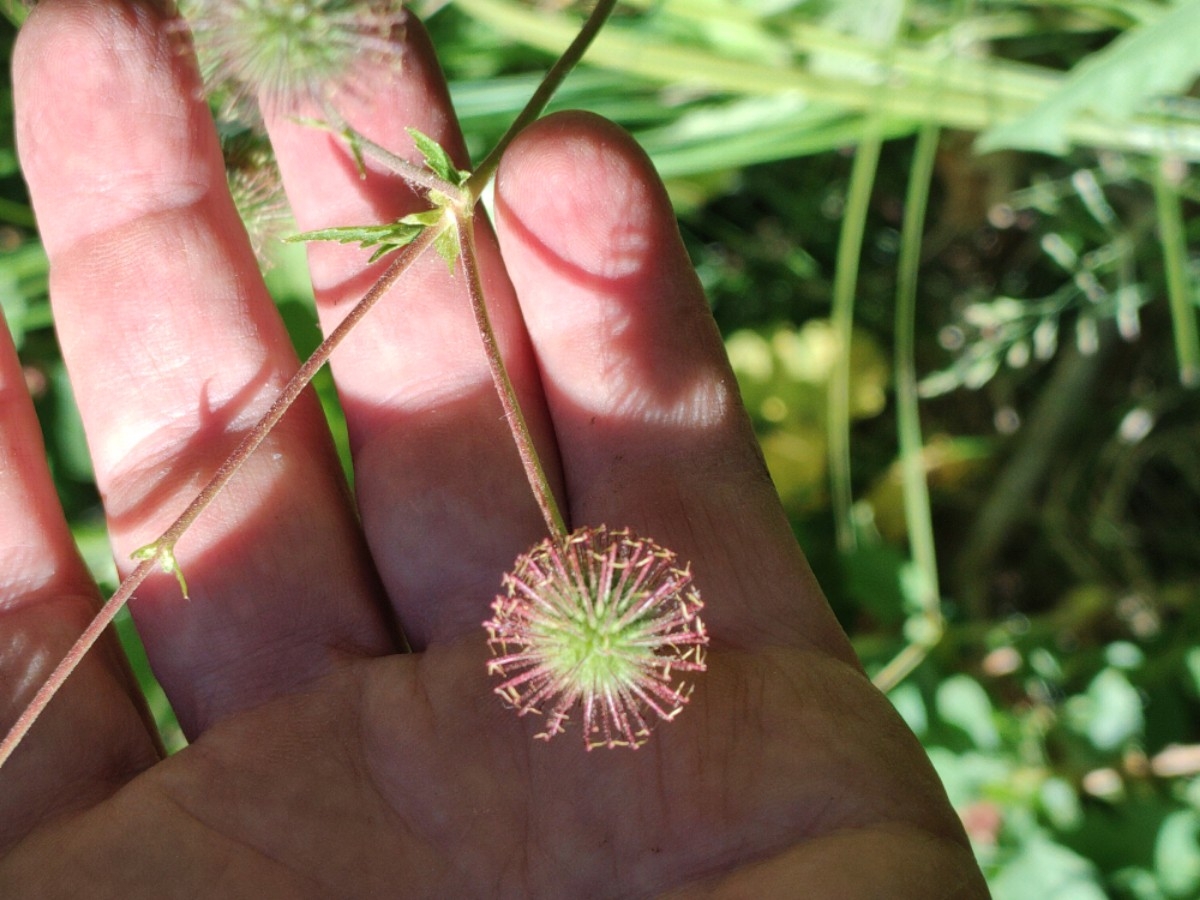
[407,127,469,186]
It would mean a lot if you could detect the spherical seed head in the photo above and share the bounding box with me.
[484,526,708,751]
[179,0,405,119]
[223,130,291,265]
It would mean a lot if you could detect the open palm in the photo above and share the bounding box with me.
[0,3,985,896]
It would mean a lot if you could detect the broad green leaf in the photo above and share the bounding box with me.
[1156,810,1200,898]
[287,222,425,263]
[978,0,1200,155]
[1039,778,1083,832]
[407,127,468,186]
[936,674,1000,750]
[1068,667,1145,751]
[990,833,1107,900]
[887,681,927,737]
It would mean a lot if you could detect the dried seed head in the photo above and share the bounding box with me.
[178,0,406,120]
[223,129,292,265]
[485,525,708,750]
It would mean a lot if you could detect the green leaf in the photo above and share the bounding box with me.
[132,542,189,600]
[407,128,468,186]
[287,222,425,263]
[399,208,446,229]
[887,681,927,738]
[433,225,461,273]
[1068,667,1145,751]
[1156,810,1200,898]
[935,674,1000,750]
[990,833,1107,900]
[978,0,1200,155]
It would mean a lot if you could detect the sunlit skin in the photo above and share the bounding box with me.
[0,2,989,896]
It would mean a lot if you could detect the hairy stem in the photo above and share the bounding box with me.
[455,209,567,538]
[319,101,465,200]
[0,228,438,770]
[463,0,617,201]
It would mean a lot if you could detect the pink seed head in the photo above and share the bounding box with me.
[484,525,708,750]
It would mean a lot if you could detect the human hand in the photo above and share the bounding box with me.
[1,2,987,896]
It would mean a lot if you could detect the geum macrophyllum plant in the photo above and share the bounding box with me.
[0,0,706,769]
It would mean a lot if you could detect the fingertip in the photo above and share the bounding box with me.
[15,0,219,255]
[496,110,683,284]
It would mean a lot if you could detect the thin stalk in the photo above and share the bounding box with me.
[319,102,463,200]
[1153,160,1200,388]
[827,0,910,555]
[0,227,439,771]
[872,123,943,694]
[827,132,882,555]
[455,210,567,538]
[463,0,617,201]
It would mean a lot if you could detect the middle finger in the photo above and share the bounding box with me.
[266,14,561,649]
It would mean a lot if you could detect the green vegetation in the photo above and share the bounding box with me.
[3,0,1200,894]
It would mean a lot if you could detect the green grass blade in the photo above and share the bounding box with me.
[872,123,943,693]
[1153,162,1200,388]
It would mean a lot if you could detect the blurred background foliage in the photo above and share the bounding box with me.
[4,0,1200,895]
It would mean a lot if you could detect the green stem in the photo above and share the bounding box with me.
[463,0,618,201]
[0,228,438,771]
[1153,160,1200,388]
[455,210,567,538]
[872,123,943,694]
[827,0,911,555]
[827,131,881,555]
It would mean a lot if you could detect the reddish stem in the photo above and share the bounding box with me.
[0,226,438,770]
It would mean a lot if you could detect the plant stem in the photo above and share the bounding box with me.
[827,0,913,556]
[0,558,156,770]
[319,102,463,200]
[826,129,881,555]
[872,122,943,694]
[0,227,438,771]
[463,0,617,202]
[455,210,567,538]
[1153,159,1200,388]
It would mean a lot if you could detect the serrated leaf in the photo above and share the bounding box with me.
[407,127,468,186]
[286,222,425,262]
[978,0,1200,155]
